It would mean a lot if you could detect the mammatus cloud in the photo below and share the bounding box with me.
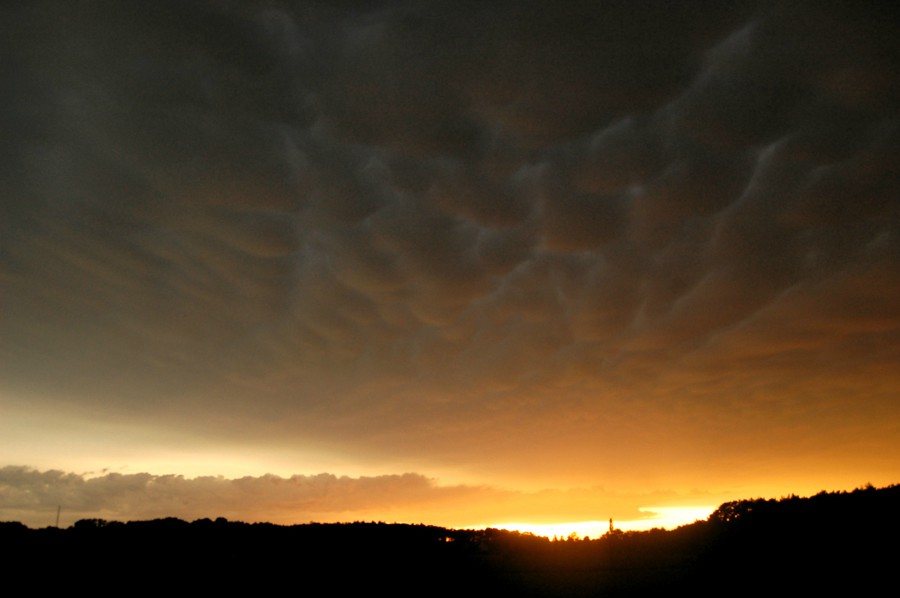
[1,2,898,488]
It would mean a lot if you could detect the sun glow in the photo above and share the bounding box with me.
[485,505,715,539]
[488,521,608,540]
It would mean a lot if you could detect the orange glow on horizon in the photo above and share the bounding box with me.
[479,505,716,539]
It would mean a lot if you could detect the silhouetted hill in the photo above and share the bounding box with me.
[4,484,898,596]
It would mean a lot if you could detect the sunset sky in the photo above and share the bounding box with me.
[2,1,898,534]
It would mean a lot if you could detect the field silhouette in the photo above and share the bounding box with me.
[5,484,897,596]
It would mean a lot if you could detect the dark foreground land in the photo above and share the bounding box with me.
[4,484,898,596]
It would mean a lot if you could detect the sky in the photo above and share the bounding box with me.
[2,1,899,533]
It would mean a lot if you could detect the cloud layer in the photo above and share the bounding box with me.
[2,2,898,493]
[0,466,700,531]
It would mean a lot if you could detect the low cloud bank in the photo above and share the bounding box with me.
[1,466,702,530]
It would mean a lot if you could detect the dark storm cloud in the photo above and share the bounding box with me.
[2,1,898,476]
[0,465,458,524]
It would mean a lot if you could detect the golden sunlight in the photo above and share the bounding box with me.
[487,521,609,540]
[485,505,715,539]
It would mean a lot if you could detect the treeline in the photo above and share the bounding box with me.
[4,484,898,596]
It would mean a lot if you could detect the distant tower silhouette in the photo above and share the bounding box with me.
[609,517,614,533]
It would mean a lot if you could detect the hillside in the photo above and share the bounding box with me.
[4,484,897,595]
